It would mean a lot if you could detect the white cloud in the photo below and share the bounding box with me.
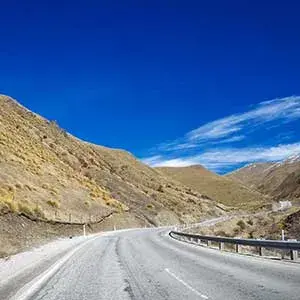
[142,155,199,167]
[213,135,245,144]
[142,142,300,171]
[159,96,300,151]
[142,96,300,173]
[196,143,300,165]
[141,155,163,166]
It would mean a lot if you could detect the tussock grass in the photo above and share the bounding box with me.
[46,199,60,209]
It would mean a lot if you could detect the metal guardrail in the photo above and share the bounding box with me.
[169,231,300,260]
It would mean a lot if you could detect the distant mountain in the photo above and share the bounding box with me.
[226,162,275,189]
[156,165,268,209]
[227,155,300,203]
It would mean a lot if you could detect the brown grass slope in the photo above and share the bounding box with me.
[226,162,274,189]
[188,207,300,241]
[227,158,300,203]
[0,95,223,228]
[156,165,268,209]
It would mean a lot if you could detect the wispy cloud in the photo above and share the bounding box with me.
[162,96,300,151]
[141,96,300,172]
[143,142,300,171]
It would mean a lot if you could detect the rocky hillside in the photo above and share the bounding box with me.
[227,155,300,203]
[156,165,268,210]
[0,95,223,228]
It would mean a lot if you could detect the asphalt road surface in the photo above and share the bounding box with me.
[8,228,300,300]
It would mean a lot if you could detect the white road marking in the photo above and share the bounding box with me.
[11,236,99,300]
[165,268,209,299]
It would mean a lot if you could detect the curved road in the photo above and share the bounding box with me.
[9,228,300,300]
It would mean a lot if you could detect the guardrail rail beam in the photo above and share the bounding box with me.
[169,231,300,261]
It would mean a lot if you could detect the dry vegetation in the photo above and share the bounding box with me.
[227,160,300,204]
[0,95,225,232]
[189,207,300,241]
[157,165,270,210]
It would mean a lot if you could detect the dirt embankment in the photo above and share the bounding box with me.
[0,212,144,258]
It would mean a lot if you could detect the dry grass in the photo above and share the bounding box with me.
[157,166,269,209]
[227,161,300,203]
[0,187,46,219]
[0,95,225,227]
[46,199,60,208]
[190,207,300,240]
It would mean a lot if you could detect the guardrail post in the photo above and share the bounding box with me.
[258,246,264,256]
[235,244,240,253]
[219,242,224,251]
[207,240,211,247]
[290,250,298,261]
[288,239,298,261]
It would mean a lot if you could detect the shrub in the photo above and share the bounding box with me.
[237,220,246,230]
[215,230,227,237]
[146,203,154,209]
[24,184,32,191]
[0,196,18,213]
[34,205,45,218]
[42,183,49,189]
[46,199,60,208]
[233,227,240,235]
[18,202,33,216]
[248,231,255,239]
[15,183,23,189]
[247,219,253,226]
[7,185,15,193]
[157,185,164,193]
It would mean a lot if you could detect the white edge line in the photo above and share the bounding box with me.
[11,236,99,300]
[165,268,209,299]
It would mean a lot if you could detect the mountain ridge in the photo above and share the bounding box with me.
[226,155,300,203]
[156,165,268,209]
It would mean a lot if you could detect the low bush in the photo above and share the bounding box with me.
[34,205,45,218]
[247,219,254,226]
[46,199,60,208]
[237,219,246,230]
[146,203,154,209]
[157,185,164,193]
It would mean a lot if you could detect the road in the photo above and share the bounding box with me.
[6,228,300,300]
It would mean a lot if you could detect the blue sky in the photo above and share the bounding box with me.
[1,1,300,173]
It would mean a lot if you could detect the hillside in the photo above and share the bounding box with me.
[188,207,300,241]
[156,165,268,209]
[227,155,300,203]
[0,95,225,255]
[226,162,274,189]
